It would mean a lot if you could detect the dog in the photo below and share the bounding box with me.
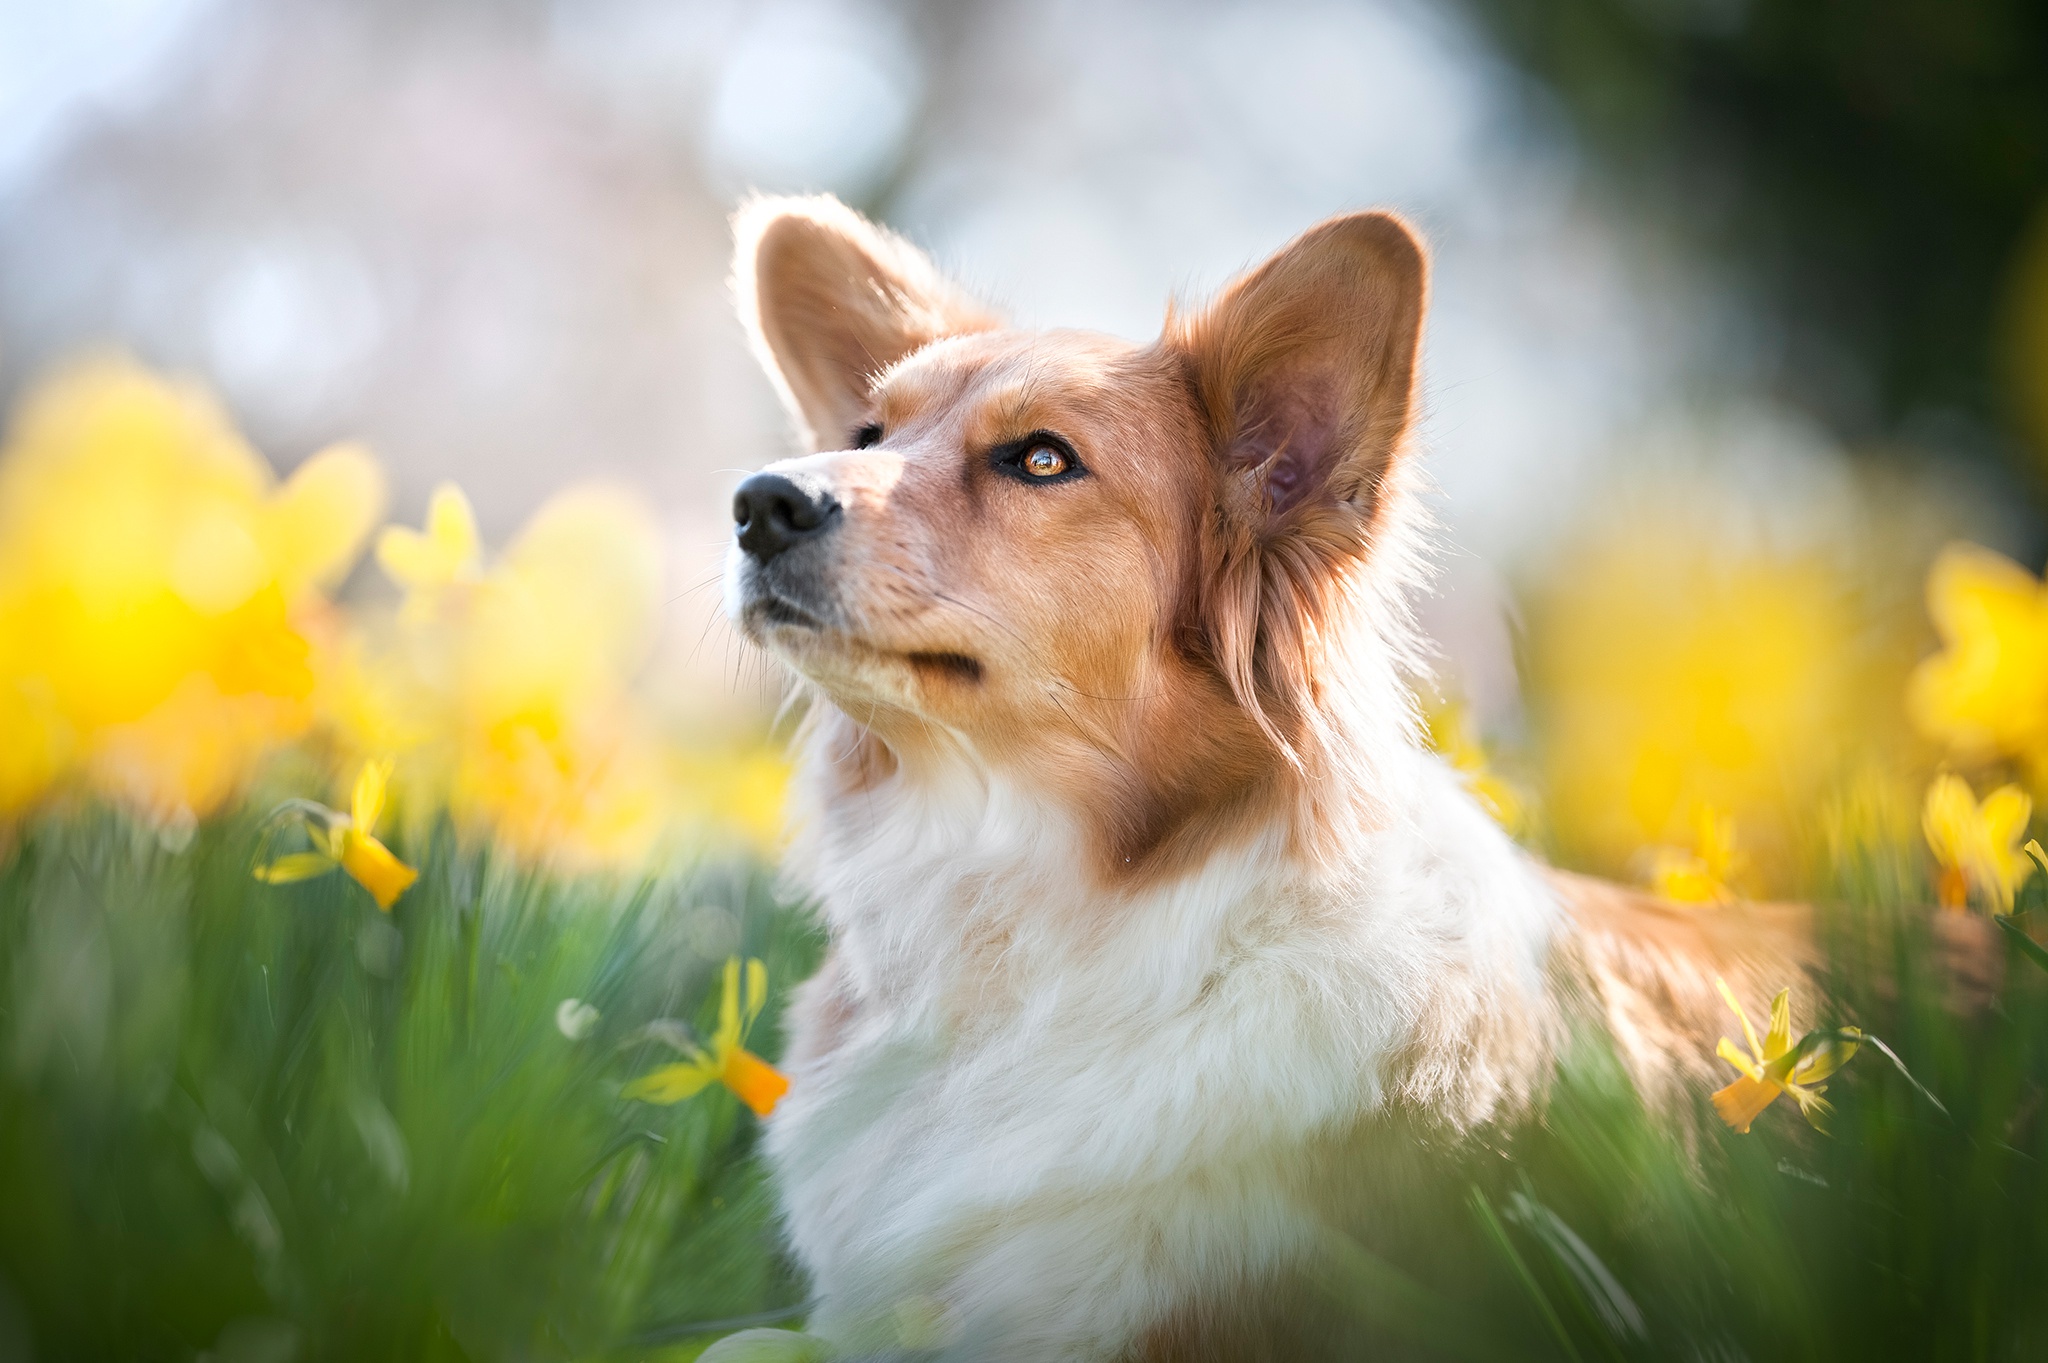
[722,194,1810,1361]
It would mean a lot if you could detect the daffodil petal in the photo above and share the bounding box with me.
[351,759,391,834]
[376,483,481,592]
[254,851,339,884]
[1908,545,2048,762]
[623,1060,720,1104]
[1981,785,2034,844]
[263,440,386,593]
[744,957,769,1032]
[714,956,744,1053]
[1716,1036,1763,1077]
[1764,988,1793,1061]
[374,526,435,589]
[1922,774,1975,869]
[341,831,418,911]
[425,482,481,563]
[1716,977,1763,1061]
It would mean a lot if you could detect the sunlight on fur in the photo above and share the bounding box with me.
[721,194,1812,1361]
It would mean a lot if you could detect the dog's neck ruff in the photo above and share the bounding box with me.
[766,714,1563,1359]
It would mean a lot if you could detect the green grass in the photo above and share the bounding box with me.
[0,805,820,1361]
[3,802,2047,1361]
[1308,854,2048,1361]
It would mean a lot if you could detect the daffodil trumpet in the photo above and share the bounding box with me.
[624,956,789,1117]
[252,760,419,911]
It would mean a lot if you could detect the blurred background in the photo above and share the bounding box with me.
[9,7,2048,1358]
[3,0,2046,883]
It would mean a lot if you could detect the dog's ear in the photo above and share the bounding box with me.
[1170,212,1428,762]
[1175,211,1426,539]
[735,195,1000,451]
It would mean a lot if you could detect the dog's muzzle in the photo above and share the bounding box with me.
[731,467,844,635]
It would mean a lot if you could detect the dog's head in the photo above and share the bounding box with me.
[726,196,1429,877]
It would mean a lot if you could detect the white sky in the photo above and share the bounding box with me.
[0,0,211,191]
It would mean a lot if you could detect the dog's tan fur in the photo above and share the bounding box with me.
[1550,871,1813,1106]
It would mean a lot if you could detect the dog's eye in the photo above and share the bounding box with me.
[1021,445,1068,478]
[993,432,1083,484]
[853,422,883,450]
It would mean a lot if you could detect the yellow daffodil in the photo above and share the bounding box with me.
[1422,696,1521,830]
[1523,504,1865,886]
[338,483,674,868]
[1710,977,1860,1134]
[253,760,419,910]
[0,356,384,820]
[340,481,786,868]
[624,956,789,1117]
[1907,544,2048,772]
[1651,806,1744,904]
[1922,774,2034,914]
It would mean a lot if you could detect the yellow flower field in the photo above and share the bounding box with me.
[0,355,783,863]
[9,353,2048,941]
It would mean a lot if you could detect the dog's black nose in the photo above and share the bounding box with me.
[733,471,840,563]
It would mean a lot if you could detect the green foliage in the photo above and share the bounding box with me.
[1311,888,2048,1360]
[1461,0,2048,463]
[5,805,2048,1359]
[0,809,820,1362]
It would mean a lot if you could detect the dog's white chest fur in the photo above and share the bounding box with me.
[764,750,1561,1361]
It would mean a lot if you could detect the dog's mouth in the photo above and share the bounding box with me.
[745,591,826,633]
[905,650,984,685]
[732,547,995,696]
[739,586,986,691]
